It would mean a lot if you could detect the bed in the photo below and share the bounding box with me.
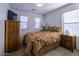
[23,26,62,56]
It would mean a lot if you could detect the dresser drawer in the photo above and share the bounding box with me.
[61,34,76,52]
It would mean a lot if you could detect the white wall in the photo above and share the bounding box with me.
[0,20,5,54]
[10,8,44,47]
[0,3,10,20]
[0,3,10,54]
[45,3,79,27]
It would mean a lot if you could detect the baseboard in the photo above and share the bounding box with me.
[0,52,5,56]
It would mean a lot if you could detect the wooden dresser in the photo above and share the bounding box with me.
[61,34,76,52]
[5,20,20,53]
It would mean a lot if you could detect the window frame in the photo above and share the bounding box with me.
[20,16,28,29]
[35,18,41,29]
[62,10,79,36]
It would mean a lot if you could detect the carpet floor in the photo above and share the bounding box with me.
[5,47,79,56]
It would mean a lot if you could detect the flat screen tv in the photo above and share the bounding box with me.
[7,10,17,20]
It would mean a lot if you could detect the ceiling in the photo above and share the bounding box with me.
[10,3,69,14]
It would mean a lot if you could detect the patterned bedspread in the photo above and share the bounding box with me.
[23,31,61,55]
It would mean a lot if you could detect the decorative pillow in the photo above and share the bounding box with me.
[51,26,60,32]
[42,26,60,32]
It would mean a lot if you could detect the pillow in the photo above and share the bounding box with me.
[51,26,60,32]
[42,26,60,32]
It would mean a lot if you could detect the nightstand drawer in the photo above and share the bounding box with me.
[66,42,73,49]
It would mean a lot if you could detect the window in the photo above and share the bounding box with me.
[20,16,28,29]
[62,9,79,36]
[35,18,41,29]
[63,10,79,23]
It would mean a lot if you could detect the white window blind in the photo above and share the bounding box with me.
[35,18,41,29]
[20,16,28,29]
[63,9,79,36]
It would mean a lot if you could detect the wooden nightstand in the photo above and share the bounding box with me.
[61,34,76,52]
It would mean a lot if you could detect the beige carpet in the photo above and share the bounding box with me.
[5,47,79,56]
[44,47,79,56]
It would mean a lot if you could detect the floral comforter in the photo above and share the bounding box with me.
[23,31,61,55]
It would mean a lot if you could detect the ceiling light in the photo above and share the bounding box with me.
[36,3,44,7]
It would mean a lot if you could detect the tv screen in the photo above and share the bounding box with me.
[7,10,17,20]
